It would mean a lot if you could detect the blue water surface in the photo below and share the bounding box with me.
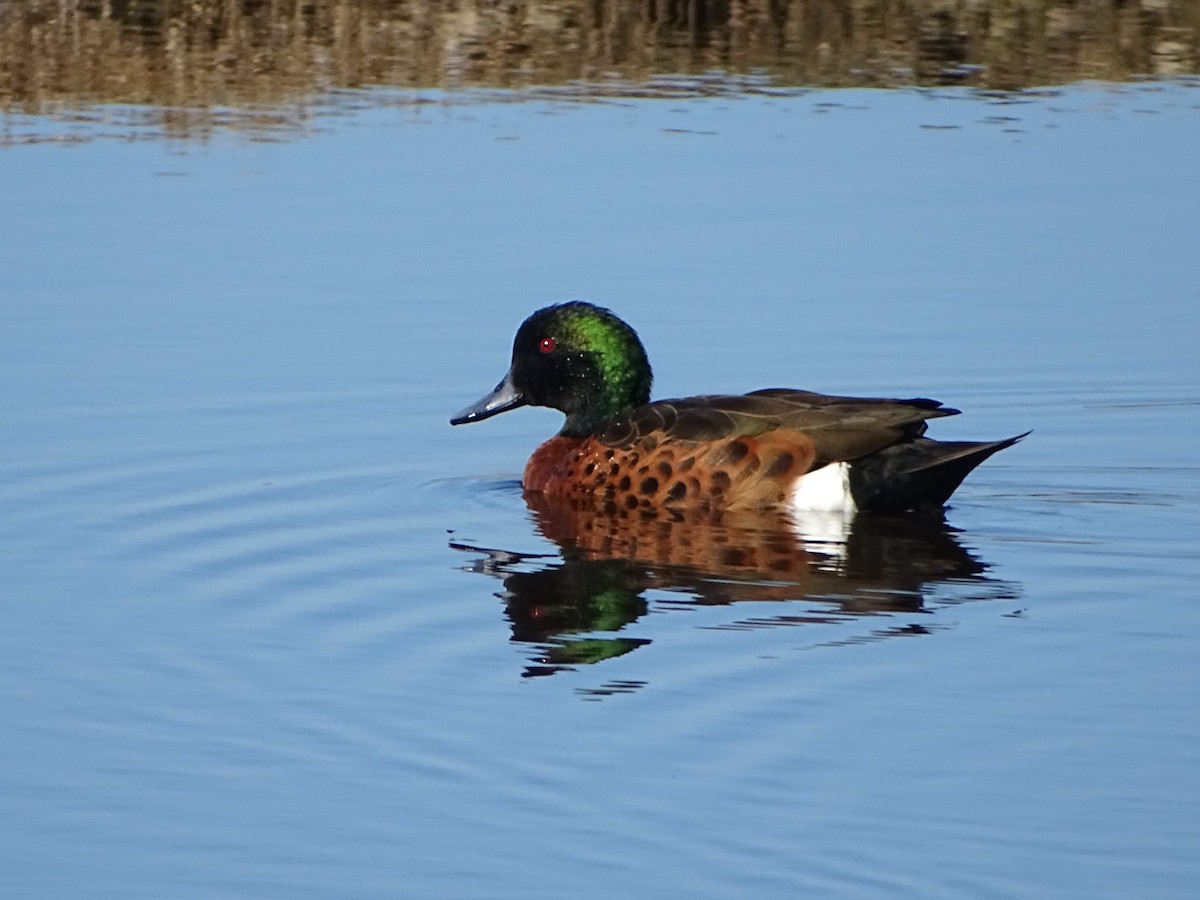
[2,83,1199,897]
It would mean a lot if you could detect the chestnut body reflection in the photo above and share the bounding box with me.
[454,491,1018,679]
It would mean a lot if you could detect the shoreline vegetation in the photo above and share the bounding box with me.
[2,0,1198,138]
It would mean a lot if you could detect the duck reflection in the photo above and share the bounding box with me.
[454,492,1017,678]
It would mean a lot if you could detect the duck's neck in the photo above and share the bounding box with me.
[560,399,635,437]
[560,367,650,437]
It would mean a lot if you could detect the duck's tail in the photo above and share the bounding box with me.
[849,432,1030,512]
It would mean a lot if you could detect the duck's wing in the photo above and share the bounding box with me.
[600,389,959,465]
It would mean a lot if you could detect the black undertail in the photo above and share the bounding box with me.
[848,432,1030,513]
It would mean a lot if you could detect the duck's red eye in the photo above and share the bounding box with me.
[539,337,555,354]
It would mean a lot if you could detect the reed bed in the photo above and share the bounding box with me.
[2,0,1196,137]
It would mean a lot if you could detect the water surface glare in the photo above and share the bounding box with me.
[2,84,1199,898]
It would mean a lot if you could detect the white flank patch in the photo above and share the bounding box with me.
[787,463,856,562]
[788,462,856,514]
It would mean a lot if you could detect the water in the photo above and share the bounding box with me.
[3,83,1200,897]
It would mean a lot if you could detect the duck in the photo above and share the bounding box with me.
[451,301,1026,514]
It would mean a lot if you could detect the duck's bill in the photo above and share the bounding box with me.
[450,370,527,425]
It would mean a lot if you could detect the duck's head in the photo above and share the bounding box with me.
[451,301,653,437]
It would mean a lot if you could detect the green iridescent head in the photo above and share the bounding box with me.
[451,301,653,436]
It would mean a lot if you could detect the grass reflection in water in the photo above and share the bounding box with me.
[3,0,1198,139]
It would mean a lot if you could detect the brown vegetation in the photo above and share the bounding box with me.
[2,1,1197,134]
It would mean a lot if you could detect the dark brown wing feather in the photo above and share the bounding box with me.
[600,389,959,466]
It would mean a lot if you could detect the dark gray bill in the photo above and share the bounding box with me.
[450,369,527,425]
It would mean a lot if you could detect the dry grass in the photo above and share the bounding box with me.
[2,0,1196,136]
